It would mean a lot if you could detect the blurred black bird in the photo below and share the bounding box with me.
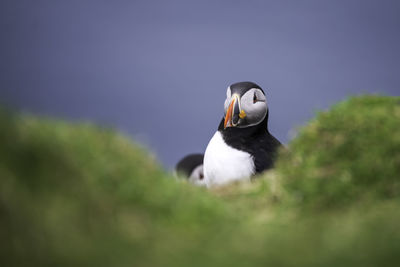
[175,153,205,186]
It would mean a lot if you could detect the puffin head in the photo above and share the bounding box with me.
[223,81,268,129]
[175,154,206,186]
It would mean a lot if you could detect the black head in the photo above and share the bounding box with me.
[223,81,268,129]
[175,153,204,181]
[229,81,264,96]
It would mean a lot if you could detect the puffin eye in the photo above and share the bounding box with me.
[253,92,257,103]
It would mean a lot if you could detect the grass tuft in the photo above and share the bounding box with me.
[1,95,400,266]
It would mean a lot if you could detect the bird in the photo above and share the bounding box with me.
[175,153,206,186]
[203,81,281,187]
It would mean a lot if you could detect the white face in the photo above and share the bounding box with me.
[224,87,268,128]
[188,165,206,186]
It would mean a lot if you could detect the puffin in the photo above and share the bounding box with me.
[175,153,206,186]
[203,81,281,187]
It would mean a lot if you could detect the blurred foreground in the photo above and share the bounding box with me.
[1,95,400,267]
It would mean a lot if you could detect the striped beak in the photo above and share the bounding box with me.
[224,94,246,129]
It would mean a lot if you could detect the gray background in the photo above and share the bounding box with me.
[1,0,399,168]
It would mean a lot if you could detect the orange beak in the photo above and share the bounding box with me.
[224,94,243,129]
[224,97,235,129]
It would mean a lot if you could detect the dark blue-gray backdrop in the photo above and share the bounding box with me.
[1,0,399,168]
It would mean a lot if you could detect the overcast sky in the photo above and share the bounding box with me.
[1,0,399,168]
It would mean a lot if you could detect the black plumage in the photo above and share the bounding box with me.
[230,81,264,96]
[218,112,281,173]
[175,153,204,178]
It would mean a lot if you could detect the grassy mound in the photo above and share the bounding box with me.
[1,95,400,266]
[277,96,400,209]
[0,110,233,267]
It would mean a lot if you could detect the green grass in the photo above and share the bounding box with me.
[277,95,400,210]
[1,95,400,267]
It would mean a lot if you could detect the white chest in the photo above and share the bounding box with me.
[203,131,255,187]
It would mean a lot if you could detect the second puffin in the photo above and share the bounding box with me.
[203,81,281,187]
